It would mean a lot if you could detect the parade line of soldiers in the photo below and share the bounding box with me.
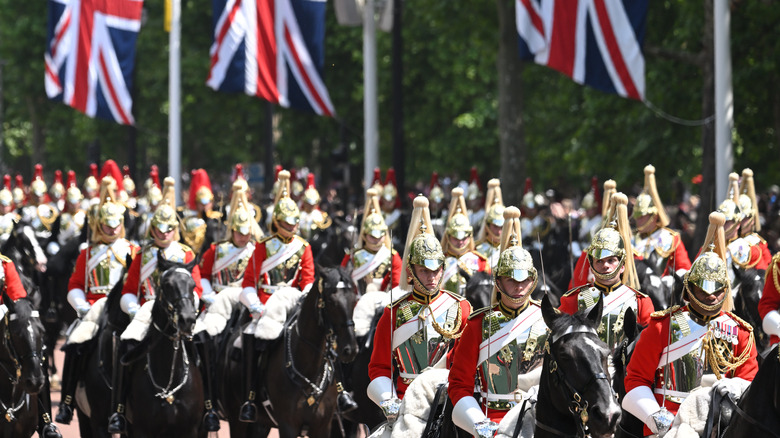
[0,159,779,437]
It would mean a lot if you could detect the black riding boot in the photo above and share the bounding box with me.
[238,334,259,423]
[195,333,220,432]
[38,370,63,438]
[107,341,131,435]
[54,347,80,424]
[335,362,358,413]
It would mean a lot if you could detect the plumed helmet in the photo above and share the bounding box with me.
[371,168,383,193]
[65,171,82,204]
[225,181,262,240]
[122,165,136,196]
[90,176,126,243]
[465,167,482,202]
[30,164,47,197]
[50,170,65,199]
[633,165,670,227]
[446,213,472,240]
[495,245,536,283]
[272,170,300,226]
[362,211,388,238]
[687,249,729,295]
[485,203,505,228]
[150,177,179,233]
[12,175,25,205]
[358,188,390,250]
[229,203,254,235]
[739,168,760,232]
[409,232,445,271]
[303,173,320,206]
[717,173,743,222]
[587,193,640,288]
[428,172,444,204]
[588,226,624,261]
[382,168,398,205]
[84,163,99,194]
[0,175,12,207]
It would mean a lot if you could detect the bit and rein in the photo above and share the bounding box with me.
[0,310,37,422]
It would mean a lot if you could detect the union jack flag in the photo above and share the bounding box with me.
[517,0,647,100]
[45,0,143,125]
[207,0,335,117]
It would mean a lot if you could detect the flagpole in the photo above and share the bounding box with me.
[714,0,733,202]
[363,0,378,190]
[169,0,182,204]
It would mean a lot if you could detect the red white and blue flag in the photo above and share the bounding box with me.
[45,0,143,125]
[517,0,647,100]
[207,0,335,117]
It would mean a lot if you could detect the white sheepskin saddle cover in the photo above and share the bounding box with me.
[665,378,749,438]
[496,399,536,438]
[194,287,241,336]
[67,297,107,345]
[354,291,390,338]
[253,286,304,340]
[120,300,155,342]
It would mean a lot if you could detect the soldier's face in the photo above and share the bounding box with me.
[688,284,726,316]
[499,276,534,309]
[364,233,384,251]
[232,230,252,248]
[411,264,443,291]
[0,203,13,214]
[635,213,657,234]
[591,256,624,286]
[448,234,471,250]
[487,223,502,239]
[152,227,175,248]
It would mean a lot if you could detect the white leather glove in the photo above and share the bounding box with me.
[762,310,780,337]
[712,377,748,398]
[46,241,60,256]
[623,385,672,435]
[201,292,216,306]
[451,396,497,438]
[120,293,141,318]
[249,303,266,319]
[75,303,91,318]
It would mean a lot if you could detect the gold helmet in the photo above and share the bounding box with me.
[50,170,65,200]
[739,168,760,232]
[272,170,300,237]
[12,175,25,206]
[442,188,473,256]
[717,173,743,238]
[90,177,126,243]
[122,165,136,196]
[225,180,263,241]
[428,172,444,204]
[188,169,214,210]
[491,207,534,304]
[382,168,399,207]
[0,175,12,207]
[400,196,444,293]
[684,212,731,311]
[633,165,670,227]
[30,164,47,198]
[587,193,639,288]
[84,163,99,196]
[358,188,390,248]
[303,173,320,206]
[581,176,600,210]
[149,177,179,237]
[65,171,83,204]
[465,167,482,202]
[146,167,163,207]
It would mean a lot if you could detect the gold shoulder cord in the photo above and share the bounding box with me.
[428,301,464,339]
[39,206,59,231]
[701,321,754,380]
[768,254,780,293]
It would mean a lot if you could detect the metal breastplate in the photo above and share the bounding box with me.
[141,244,187,298]
[576,286,637,353]
[263,237,305,286]
[181,215,207,251]
[475,241,500,270]
[87,242,128,294]
[58,211,85,244]
[392,296,461,381]
[656,310,738,403]
[213,241,254,290]
[443,253,480,296]
[352,248,391,288]
[0,214,14,236]
[479,309,548,409]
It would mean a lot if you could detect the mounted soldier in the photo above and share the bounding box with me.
[0,175,18,248]
[367,196,471,424]
[81,163,99,209]
[632,165,691,279]
[341,188,402,294]
[46,171,86,256]
[474,178,505,270]
[623,212,758,437]
[19,164,58,253]
[55,176,139,425]
[733,169,772,271]
[569,179,617,289]
[180,168,222,254]
[109,176,203,434]
[121,165,138,211]
[298,173,332,241]
[236,169,315,422]
[49,170,65,212]
[448,206,548,437]
[134,166,164,245]
[559,193,654,355]
[440,187,489,296]
[12,174,26,209]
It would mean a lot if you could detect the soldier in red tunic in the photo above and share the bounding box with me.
[474,178,505,270]
[341,188,402,294]
[108,177,203,434]
[559,193,654,354]
[449,207,547,437]
[735,169,772,271]
[237,170,315,422]
[56,177,139,425]
[623,212,758,437]
[440,188,489,296]
[367,196,471,424]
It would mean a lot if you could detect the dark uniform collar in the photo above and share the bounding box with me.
[411,289,442,304]
[685,304,719,325]
[498,300,529,318]
[593,280,623,295]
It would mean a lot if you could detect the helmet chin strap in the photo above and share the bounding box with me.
[685,284,727,313]
[590,255,624,282]
[411,266,443,296]
[495,276,538,305]
[636,215,657,234]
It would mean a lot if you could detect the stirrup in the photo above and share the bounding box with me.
[239,401,258,423]
[107,412,128,434]
[54,401,73,424]
[41,423,62,438]
[203,409,221,432]
[337,391,359,414]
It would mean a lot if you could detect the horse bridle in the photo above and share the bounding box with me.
[536,331,613,438]
[153,268,196,341]
[0,308,38,422]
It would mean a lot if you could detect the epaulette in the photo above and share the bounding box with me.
[529,299,542,307]
[561,284,589,298]
[468,306,493,320]
[258,235,274,245]
[651,305,680,319]
[179,242,194,254]
[632,287,649,299]
[726,311,754,331]
[442,289,466,301]
[206,210,222,220]
[293,235,310,247]
[472,251,487,261]
[0,254,10,263]
[389,291,412,308]
[661,227,680,237]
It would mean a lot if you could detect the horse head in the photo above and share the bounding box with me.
[155,257,199,340]
[314,265,358,363]
[540,295,621,438]
[1,223,46,279]
[464,270,493,310]
[0,296,45,394]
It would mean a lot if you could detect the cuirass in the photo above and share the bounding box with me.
[634,228,674,261]
[213,241,254,289]
[575,286,637,353]
[393,298,461,380]
[479,310,548,401]
[263,237,305,285]
[58,211,86,244]
[352,248,391,286]
[87,241,129,294]
[141,244,187,298]
[0,213,14,236]
[181,216,207,250]
[475,241,500,270]
[443,253,480,296]
[656,310,738,402]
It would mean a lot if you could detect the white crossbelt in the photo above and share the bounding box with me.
[391,293,457,350]
[351,245,390,282]
[260,239,304,275]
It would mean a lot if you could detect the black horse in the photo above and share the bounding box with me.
[611,308,646,438]
[720,345,780,438]
[222,266,358,438]
[731,267,768,354]
[536,294,621,438]
[0,223,46,306]
[634,257,685,312]
[0,296,47,437]
[121,257,203,438]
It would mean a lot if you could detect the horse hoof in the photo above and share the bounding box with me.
[54,403,73,424]
[238,402,258,423]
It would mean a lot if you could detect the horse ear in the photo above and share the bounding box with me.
[586,294,604,328]
[184,256,198,273]
[157,255,172,272]
[623,307,637,340]
[125,253,134,269]
[541,294,560,329]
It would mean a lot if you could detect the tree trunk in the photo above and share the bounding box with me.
[694,0,716,251]
[497,0,525,207]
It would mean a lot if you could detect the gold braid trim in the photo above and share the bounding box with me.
[38,205,59,231]
[651,305,680,319]
[701,323,753,380]
[732,250,761,270]
[766,253,780,293]
[427,302,464,339]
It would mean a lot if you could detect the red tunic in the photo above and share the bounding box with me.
[568,252,591,289]
[68,242,139,304]
[340,250,403,290]
[200,244,217,280]
[1,258,27,302]
[759,254,780,345]
[121,245,202,304]
[741,234,772,271]
[368,291,471,398]
[559,282,654,328]
[624,305,758,435]
[241,237,314,304]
